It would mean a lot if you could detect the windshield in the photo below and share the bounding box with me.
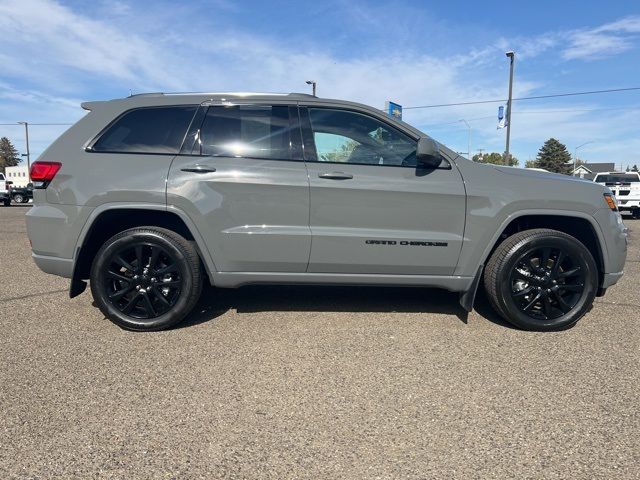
[594,174,639,184]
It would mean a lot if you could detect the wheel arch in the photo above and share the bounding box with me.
[71,204,217,297]
[481,211,606,287]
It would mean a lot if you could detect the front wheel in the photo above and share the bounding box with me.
[90,227,203,331]
[484,229,598,331]
[12,194,24,204]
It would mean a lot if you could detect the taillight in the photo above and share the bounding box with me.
[30,161,62,189]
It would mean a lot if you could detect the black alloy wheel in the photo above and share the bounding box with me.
[484,228,598,330]
[509,246,586,321]
[90,227,202,331]
[103,242,183,319]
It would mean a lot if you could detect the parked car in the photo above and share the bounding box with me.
[593,172,640,218]
[11,183,33,204]
[0,173,11,206]
[26,92,627,331]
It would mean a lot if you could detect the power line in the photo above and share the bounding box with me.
[404,86,640,110]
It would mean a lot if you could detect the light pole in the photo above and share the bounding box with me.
[17,121,31,180]
[504,51,515,165]
[459,119,471,158]
[573,141,594,176]
[305,80,317,96]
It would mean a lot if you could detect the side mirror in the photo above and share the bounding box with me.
[416,137,442,168]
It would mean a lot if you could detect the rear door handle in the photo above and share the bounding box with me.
[318,171,353,180]
[181,165,216,174]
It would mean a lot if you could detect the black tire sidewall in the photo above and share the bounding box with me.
[90,230,196,331]
[496,235,598,330]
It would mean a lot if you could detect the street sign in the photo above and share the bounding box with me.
[385,101,402,120]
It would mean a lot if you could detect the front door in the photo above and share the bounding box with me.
[300,106,466,275]
[168,103,311,273]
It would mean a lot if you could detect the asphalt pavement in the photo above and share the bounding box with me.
[0,205,638,479]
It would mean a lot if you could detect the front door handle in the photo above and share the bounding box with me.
[318,171,353,180]
[181,165,216,174]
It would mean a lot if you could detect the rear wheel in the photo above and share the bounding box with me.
[90,227,203,331]
[12,194,24,204]
[484,229,598,330]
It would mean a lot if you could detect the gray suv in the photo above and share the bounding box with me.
[26,93,627,331]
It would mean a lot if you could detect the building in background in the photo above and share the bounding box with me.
[572,162,616,180]
[5,165,30,187]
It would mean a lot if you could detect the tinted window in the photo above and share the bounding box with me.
[308,108,416,167]
[197,105,292,160]
[595,174,639,183]
[92,106,197,154]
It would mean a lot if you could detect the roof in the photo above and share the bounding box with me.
[572,162,615,174]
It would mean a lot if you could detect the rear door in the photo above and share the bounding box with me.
[168,102,311,273]
[300,106,466,275]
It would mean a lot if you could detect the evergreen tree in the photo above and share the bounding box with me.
[472,151,519,166]
[0,137,20,172]
[632,164,639,172]
[535,138,572,175]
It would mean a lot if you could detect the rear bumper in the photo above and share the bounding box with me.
[32,253,74,278]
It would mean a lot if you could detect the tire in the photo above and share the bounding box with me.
[483,228,598,331]
[22,196,30,204]
[90,227,203,331]
[12,194,23,204]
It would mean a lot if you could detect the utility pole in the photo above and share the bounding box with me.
[574,141,594,176]
[305,80,317,96]
[17,121,31,180]
[504,51,515,166]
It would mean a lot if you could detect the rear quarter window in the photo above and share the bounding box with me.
[91,106,197,154]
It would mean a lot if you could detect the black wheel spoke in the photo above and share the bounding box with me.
[540,248,551,270]
[142,294,156,317]
[552,291,572,313]
[523,292,543,312]
[542,295,553,318]
[149,246,161,271]
[560,283,584,292]
[513,286,534,298]
[551,251,565,276]
[160,279,181,287]
[115,255,135,273]
[135,245,143,271]
[109,284,134,300]
[155,264,178,275]
[153,286,171,306]
[106,270,131,283]
[558,266,581,278]
[122,293,140,314]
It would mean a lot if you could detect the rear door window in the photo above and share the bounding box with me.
[92,106,197,154]
[195,105,294,160]
[595,174,639,184]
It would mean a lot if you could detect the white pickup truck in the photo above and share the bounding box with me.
[0,172,12,207]
[593,171,640,218]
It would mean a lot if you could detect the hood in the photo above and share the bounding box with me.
[491,165,595,185]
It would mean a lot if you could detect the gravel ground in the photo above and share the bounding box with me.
[0,205,638,479]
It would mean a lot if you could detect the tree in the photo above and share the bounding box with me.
[524,159,537,168]
[0,137,20,172]
[472,151,519,166]
[632,164,639,172]
[535,138,572,175]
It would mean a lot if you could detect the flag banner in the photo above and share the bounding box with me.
[497,105,506,129]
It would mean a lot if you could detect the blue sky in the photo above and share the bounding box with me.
[1,0,640,168]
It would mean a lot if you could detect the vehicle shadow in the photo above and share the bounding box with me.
[179,283,513,329]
